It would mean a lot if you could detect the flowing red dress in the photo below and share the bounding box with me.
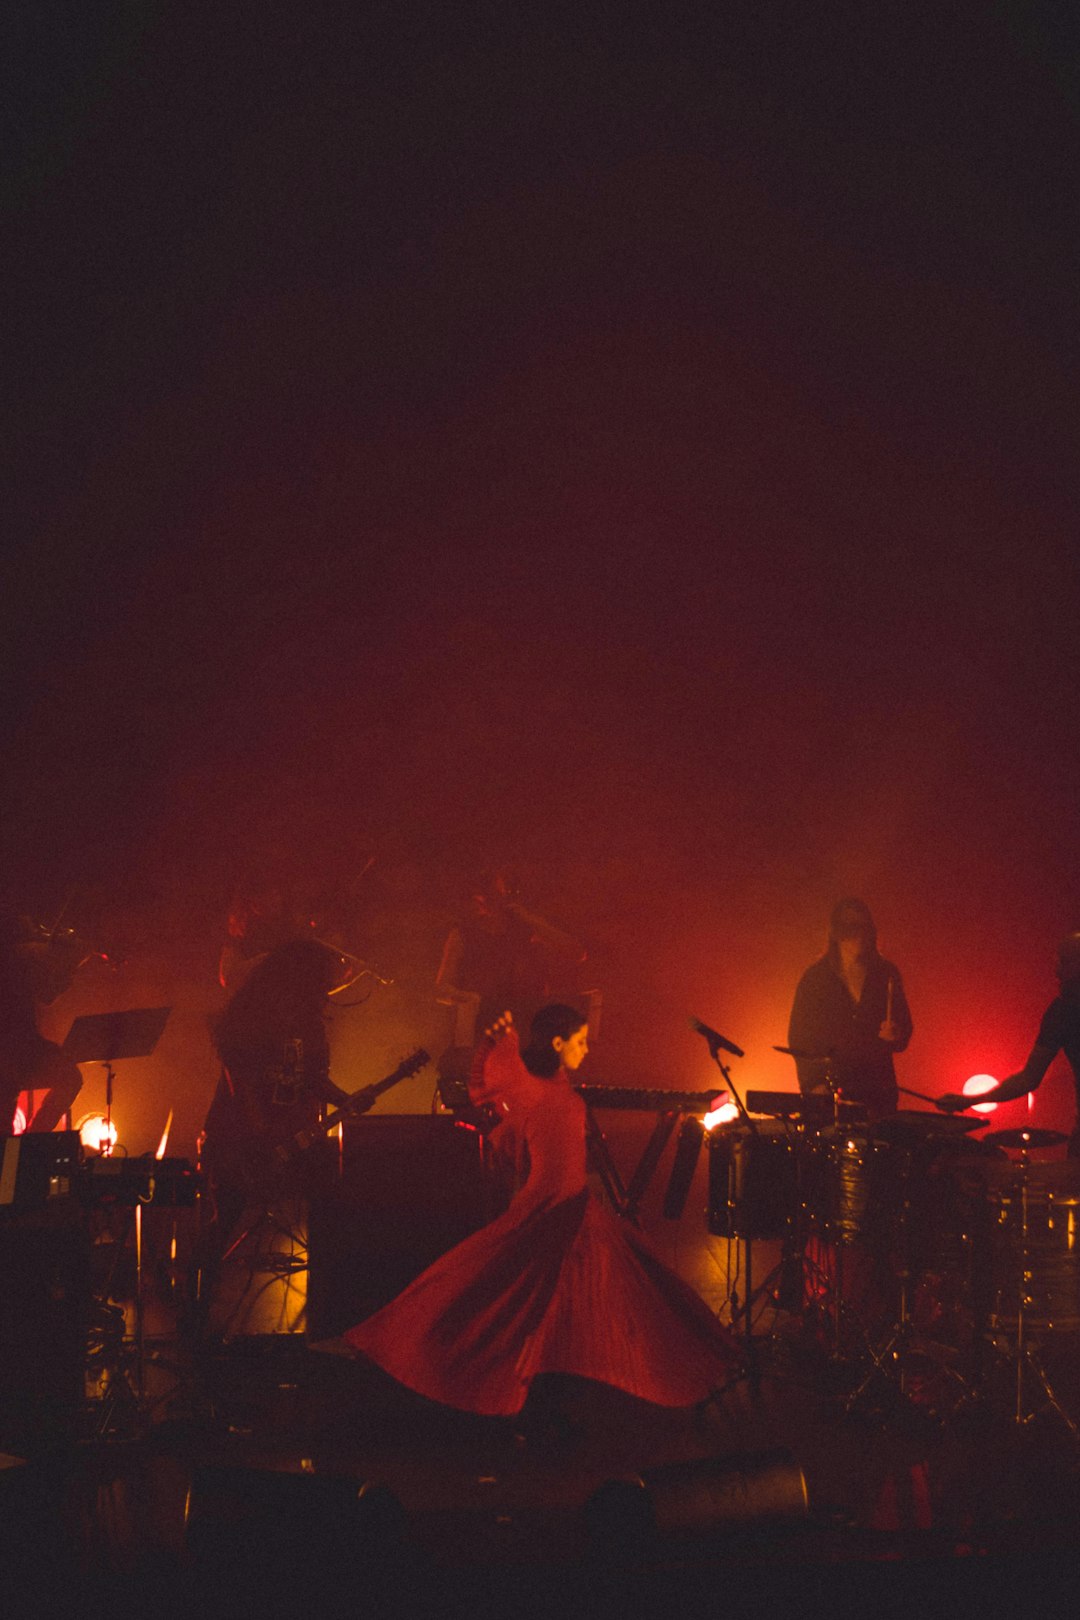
[342,1032,741,1415]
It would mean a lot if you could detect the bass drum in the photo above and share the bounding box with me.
[707,1121,801,1240]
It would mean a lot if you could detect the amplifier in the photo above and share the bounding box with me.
[306,1115,497,1339]
[0,1132,82,1209]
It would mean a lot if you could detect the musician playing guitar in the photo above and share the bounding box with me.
[194,936,429,1339]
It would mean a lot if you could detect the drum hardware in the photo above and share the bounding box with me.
[809,1119,995,1420]
[767,1046,882,1357]
[982,1146,1080,1444]
[59,1008,175,1437]
[745,1089,865,1128]
[839,1137,982,1422]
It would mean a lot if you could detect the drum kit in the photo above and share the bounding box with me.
[708,1065,1080,1437]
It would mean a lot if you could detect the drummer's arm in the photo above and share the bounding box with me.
[937,1042,1057,1112]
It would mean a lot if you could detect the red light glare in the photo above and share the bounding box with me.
[962,1074,999,1115]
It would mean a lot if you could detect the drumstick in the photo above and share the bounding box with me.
[886,977,894,1024]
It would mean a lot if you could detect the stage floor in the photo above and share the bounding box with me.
[6,1309,1080,1616]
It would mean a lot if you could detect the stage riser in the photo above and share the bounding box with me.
[306,1115,498,1339]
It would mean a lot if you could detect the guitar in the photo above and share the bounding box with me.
[265,1047,431,1174]
[203,1048,431,1195]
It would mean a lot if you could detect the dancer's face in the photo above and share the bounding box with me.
[554,1024,589,1071]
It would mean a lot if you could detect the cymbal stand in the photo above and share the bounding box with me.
[842,1143,982,1421]
[210,1188,309,1343]
[999,1151,1080,1444]
[803,1061,861,1362]
[84,1185,166,1440]
[840,1143,921,1415]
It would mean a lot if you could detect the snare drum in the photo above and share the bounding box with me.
[986,1161,1080,1332]
[707,1121,800,1240]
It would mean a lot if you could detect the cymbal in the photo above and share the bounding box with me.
[982,1127,1069,1151]
[871,1111,987,1141]
[773,1045,831,1061]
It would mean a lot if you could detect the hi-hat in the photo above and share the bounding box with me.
[872,1112,986,1141]
[983,1127,1069,1151]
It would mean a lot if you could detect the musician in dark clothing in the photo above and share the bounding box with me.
[193,938,354,1331]
[435,870,587,1049]
[936,930,1080,1154]
[788,898,913,1121]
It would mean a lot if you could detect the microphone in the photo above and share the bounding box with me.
[688,1017,744,1059]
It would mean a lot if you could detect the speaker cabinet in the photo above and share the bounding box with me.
[0,1204,90,1450]
[306,1115,497,1339]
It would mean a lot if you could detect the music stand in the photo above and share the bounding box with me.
[63,1007,172,1150]
[62,1007,171,1434]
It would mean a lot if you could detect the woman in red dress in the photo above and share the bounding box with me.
[342,1005,741,1416]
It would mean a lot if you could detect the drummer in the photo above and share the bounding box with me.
[788,898,913,1123]
[936,930,1080,1156]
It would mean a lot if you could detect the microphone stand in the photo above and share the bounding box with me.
[701,1041,760,1382]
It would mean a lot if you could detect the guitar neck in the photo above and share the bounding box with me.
[323,1049,431,1132]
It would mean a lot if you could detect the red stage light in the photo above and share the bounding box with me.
[962,1074,999,1114]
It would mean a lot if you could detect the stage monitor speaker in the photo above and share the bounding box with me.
[586,1448,809,1557]
[306,1115,497,1340]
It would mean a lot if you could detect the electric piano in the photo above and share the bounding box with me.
[82,1154,201,1207]
[575,1085,725,1223]
[576,1085,725,1113]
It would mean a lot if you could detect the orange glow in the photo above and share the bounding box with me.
[962,1074,999,1115]
[78,1112,119,1154]
[155,1110,173,1159]
[703,1098,739,1131]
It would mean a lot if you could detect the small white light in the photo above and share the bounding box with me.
[703,1099,739,1131]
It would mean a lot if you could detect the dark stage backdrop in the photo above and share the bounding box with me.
[3,4,1078,1173]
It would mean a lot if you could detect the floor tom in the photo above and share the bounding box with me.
[985,1161,1080,1332]
[707,1121,801,1241]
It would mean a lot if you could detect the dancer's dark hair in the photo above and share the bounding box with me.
[522,1002,586,1078]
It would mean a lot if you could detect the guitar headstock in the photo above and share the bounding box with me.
[398,1047,430,1079]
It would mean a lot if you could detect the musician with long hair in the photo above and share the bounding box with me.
[193,937,353,1332]
[788,897,913,1121]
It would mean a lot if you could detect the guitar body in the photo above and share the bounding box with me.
[201,1049,431,1202]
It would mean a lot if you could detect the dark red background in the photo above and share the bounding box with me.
[3,4,1078,1155]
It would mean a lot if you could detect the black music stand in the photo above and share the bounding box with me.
[63,1006,172,1151]
[62,1007,171,1436]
